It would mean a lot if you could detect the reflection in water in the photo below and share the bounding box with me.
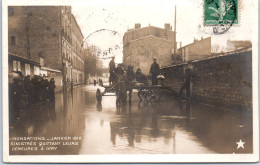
[10,88,86,155]
[96,103,102,111]
[179,100,191,128]
[10,86,253,155]
[105,95,252,154]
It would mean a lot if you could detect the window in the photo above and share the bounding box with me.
[8,7,14,16]
[25,63,31,76]
[46,26,51,30]
[13,60,17,71]
[10,36,15,46]
[17,61,21,71]
[13,61,21,71]
[34,66,39,75]
[40,57,44,66]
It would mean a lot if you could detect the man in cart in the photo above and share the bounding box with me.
[109,56,116,85]
[136,68,148,85]
[149,58,160,86]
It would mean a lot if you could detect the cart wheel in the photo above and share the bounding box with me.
[138,89,150,102]
[96,88,102,103]
[137,89,145,101]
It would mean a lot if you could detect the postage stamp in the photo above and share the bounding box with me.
[204,0,238,25]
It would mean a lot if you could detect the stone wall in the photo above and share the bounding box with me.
[162,49,252,111]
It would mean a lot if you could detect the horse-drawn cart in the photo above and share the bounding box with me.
[96,75,174,106]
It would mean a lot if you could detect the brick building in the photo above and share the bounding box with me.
[8,6,84,89]
[177,37,212,63]
[123,24,176,75]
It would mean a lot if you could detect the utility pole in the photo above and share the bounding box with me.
[25,11,31,59]
[174,5,177,56]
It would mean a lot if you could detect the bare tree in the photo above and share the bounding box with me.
[84,45,104,77]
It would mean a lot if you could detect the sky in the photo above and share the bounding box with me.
[71,0,254,67]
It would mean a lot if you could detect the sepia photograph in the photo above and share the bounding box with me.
[2,0,259,163]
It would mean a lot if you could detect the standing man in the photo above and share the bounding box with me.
[41,76,49,101]
[149,58,160,86]
[109,56,116,85]
[24,75,32,105]
[48,78,56,101]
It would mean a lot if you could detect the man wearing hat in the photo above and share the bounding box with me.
[109,56,116,85]
[115,63,124,75]
[149,58,160,86]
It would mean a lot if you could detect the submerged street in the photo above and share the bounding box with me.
[9,85,253,155]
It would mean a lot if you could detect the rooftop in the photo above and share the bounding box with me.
[9,52,40,66]
[125,25,175,35]
[162,46,252,69]
[128,35,174,43]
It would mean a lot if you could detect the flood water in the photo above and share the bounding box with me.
[9,85,253,155]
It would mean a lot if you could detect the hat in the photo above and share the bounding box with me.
[153,58,157,60]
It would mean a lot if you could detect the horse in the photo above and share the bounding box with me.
[114,65,135,107]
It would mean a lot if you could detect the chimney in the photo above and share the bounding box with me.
[164,23,171,30]
[135,23,141,29]
[179,42,182,48]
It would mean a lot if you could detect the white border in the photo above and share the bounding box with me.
[2,0,259,163]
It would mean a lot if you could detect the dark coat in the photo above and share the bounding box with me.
[49,81,56,92]
[24,77,32,93]
[150,62,160,76]
[126,68,135,82]
[136,71,148,85]
[109,60,116,73]
[115,66,124,75]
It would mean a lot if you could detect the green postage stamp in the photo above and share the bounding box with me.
[204,0,238,25]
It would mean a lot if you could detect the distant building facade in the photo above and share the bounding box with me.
[177,37,211,62]
[71,15,84,85]
[227,40,252,51]
[8,6,84,89]
[123,24,176,74]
